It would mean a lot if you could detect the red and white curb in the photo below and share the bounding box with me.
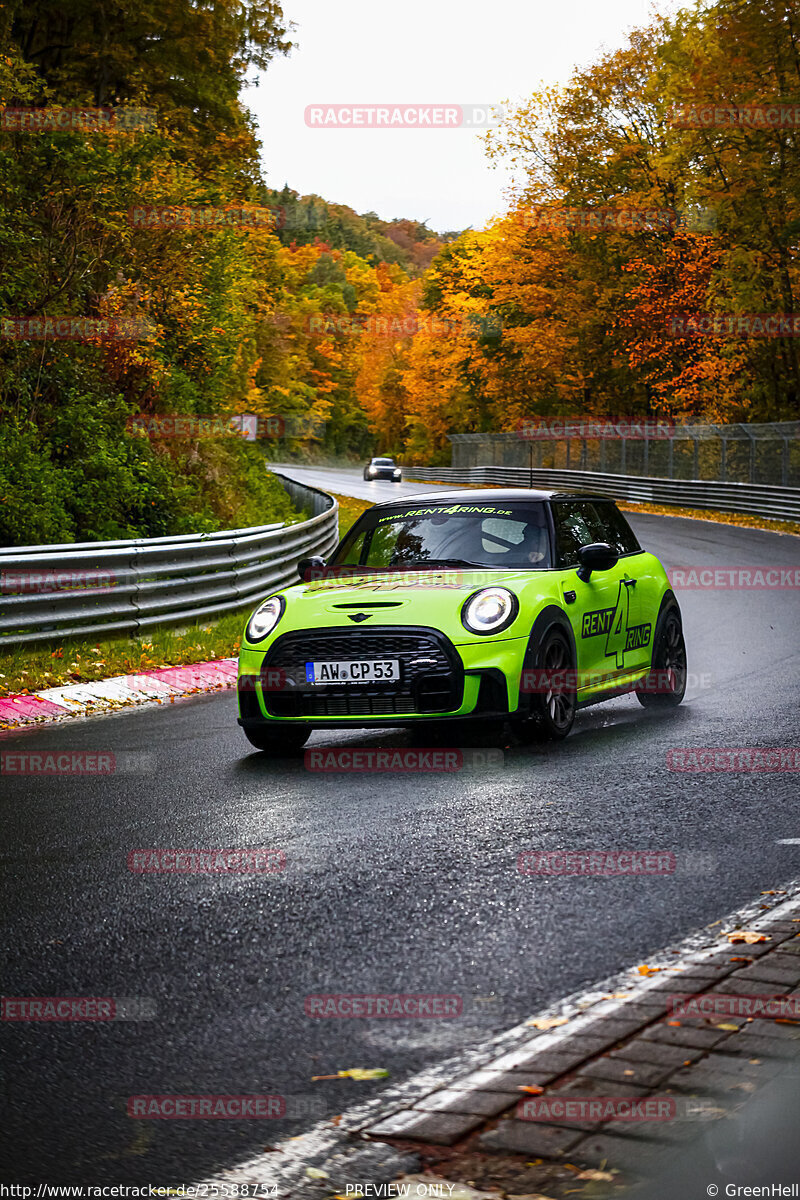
[0,658,237,729]
[196,883,800,1198]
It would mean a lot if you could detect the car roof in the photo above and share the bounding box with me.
[369,487,611,507]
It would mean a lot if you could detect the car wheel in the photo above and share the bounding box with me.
[243,725,310,753]
[636,608,687,707]
[514,626,576,742]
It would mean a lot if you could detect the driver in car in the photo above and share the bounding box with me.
[519,521,548,564]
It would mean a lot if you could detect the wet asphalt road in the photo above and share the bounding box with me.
[1,471,799,1183]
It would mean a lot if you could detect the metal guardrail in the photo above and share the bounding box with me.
[403,466,800,523]
[0,473,339,646]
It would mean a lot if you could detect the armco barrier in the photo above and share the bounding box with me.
[401,466,800,523]
[0,474,338,646]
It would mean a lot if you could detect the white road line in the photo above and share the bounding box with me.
[777,839,800,845]
[198,880,800,1197]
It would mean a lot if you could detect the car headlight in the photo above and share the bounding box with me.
[461,587,518,635]
[393,470,401,478]
[245,595,285,643]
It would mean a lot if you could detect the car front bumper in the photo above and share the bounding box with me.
[237,625,528,728]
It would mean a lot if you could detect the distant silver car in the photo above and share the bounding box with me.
[363,456,402,482]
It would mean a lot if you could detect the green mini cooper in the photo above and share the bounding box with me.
[237,489,686,752]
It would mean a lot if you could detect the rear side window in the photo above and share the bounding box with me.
[551,500,640,566]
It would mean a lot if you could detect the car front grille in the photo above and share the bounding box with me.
[261,627,462,717]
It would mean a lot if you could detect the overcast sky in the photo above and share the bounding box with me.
[247,0,670,233]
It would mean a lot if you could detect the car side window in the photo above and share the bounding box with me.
[592,502,641,556]
[552,500,641,566]
[553,502,605,566]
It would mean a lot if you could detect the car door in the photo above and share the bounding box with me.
[549,499,646,686]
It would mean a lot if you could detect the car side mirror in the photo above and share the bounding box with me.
[576,542,619,581]
[298,556,326,582]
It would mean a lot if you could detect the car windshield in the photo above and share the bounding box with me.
[331,500,552,570]
[372,458,394,465]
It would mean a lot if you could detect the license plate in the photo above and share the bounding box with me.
[305,659,400,685]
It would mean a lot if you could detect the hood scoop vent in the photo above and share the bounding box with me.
[332,601,404,609]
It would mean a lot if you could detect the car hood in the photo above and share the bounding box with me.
[246,567,565,648]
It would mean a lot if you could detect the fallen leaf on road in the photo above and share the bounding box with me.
[311,1068,390,1081]
[667,1020,681,1026]
[526,1016,568,1030]
[761,890,785,895]
[576,1170,615,1181]
[636,965,661,975]
[601,992,631,999]
[714,1023,740,1031]
[623,1069,635,1076]
[330,1114,342,1126]
[729,956,753,963]
[726,931,770,944]
[517,1085,545,1095]
[305,1168,329,1179]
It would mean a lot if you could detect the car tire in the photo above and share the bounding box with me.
[636,607,687,708]
[514,626,576,742]
[243,725,311,753]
